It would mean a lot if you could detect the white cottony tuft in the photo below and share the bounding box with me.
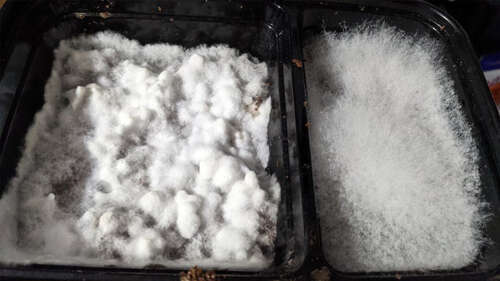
[306,24,487,272]
[0,31,280,269]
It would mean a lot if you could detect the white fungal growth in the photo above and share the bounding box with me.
[305,24,487,272]
[0,31,280,269]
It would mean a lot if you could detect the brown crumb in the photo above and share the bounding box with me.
[305,121,311,128]
[254,96,263,108]
[304,100,308,107]
[180,266,216,281]
[292,58,303,68]
[99,12,111,19]
[75,13,86,20]
[311,266,330,281]
[247,96,264,115]
[158,6,162,12]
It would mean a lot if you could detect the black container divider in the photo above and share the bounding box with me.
[0,0,499,280]
[285,4,325,280]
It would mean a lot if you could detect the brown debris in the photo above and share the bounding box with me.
[75,13,86,20]
[305,121,311,128]
[180,266,216,281]
[253,96,264,109]
[292,58,303,68]
[246,96,264,116]
[311,266,330,281]
[99,12,112,19]
[304,100,308,107]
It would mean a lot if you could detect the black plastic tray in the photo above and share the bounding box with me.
[286,0,500,280]
[0,0,499,280]
[0,1,306,280]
